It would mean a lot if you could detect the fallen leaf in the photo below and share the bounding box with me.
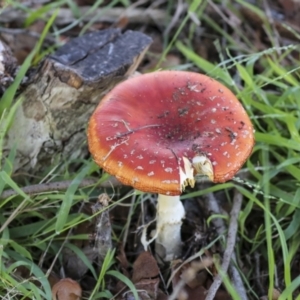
[116,251,167,300]
[51,278,82,300]
[132,251,160,283]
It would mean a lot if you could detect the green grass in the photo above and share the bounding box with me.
[1,0,300,299]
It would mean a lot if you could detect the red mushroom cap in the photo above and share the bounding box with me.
[88,71,254,195]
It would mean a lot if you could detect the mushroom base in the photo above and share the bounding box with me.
[155,194,185,262]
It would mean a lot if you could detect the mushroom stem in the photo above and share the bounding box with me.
[155,194,185,262]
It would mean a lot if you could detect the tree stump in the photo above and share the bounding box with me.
[2,29,152,174]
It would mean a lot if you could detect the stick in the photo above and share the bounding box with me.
[0,176,122,199]
[203,190,248,300]
[0,7,166,26]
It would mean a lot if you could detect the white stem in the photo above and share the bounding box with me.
[155,194,185,262]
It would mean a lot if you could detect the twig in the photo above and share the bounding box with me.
[0,7,167,26]
[203,190,248,300]
[0,176,122,199]
[163,0,187,38]
[262,0,281,54]
[0,161,268,200]
[0,27,56,45]
[254,251,265,295]
[229,260,248,300]
[207,0,237,28]
[16,0,52,6]
[0,198,28,234]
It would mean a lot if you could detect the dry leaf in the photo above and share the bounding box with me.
[116,251,167,300]
[260,288,281,300]
[51,278,82,300]
[132,251,160,283]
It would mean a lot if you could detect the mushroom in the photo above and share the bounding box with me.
[88,70,254,261]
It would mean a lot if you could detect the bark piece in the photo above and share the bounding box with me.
[3,29,152,173]
[0,39,17,96]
